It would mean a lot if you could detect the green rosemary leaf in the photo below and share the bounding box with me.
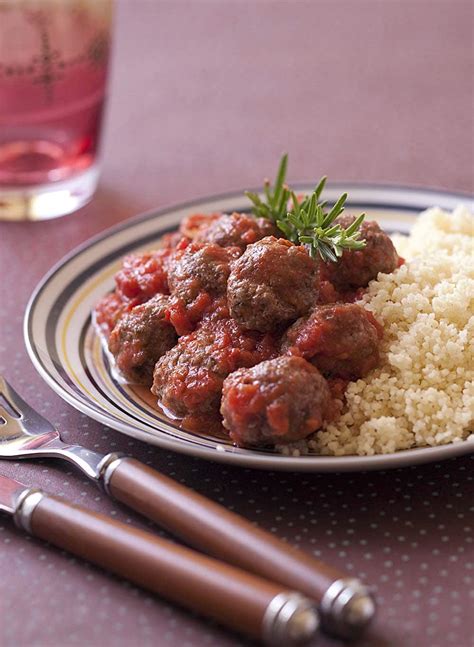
[315,175,327,200]
[342,238,366,250]
[344,212,366,236]
[263,181,272,207]
[322,192,347,227]
[288,189,366,262]
[246,154,290,222]
[315,205,325,227]
[277,185,290,216]
[244,191,269,219]
[287,212,301,228]
[247,156,366,263]
[319,242,338,263]
[276,219,291,235]
[322,224,341,238]
[290,191,301,216]
[274,153,288,200]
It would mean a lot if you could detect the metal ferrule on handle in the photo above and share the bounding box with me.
[263,592,319,645]
[13,487,45,534]
[320,578,376,638]
[99,452,126,493]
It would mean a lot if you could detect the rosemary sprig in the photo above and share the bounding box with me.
[278,190,366,262]
[245,153,291,223]
[246,154,366,263]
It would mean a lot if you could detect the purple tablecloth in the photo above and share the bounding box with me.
[1,2,473,646]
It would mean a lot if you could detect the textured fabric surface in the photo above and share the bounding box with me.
[0,1,473,646]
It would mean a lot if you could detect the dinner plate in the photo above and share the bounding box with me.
[24,183,474,472]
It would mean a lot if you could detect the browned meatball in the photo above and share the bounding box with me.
[321,216,399,290]
[151,318,277,426]
[227,237,318,332]
[168,241,241,303]
[221,356,331,447]
[282,303,382,379]
[167,241,241,334]
[196,212,278,250]
[108,295,177,385]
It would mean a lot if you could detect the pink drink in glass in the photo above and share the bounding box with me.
[0,1,113,220]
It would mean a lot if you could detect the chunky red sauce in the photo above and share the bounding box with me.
[115,248,172,302]
[94,292,134,337]
[94,209,399,447]
[151,317,278,432]
[167,292,214,335]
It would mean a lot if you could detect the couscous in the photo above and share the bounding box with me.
[279,206,474,456]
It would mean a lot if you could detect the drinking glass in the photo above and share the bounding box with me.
[0,0,113,220]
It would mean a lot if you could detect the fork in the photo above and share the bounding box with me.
[0,374,375,639]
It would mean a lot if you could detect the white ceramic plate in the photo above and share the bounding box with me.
[24,184,474,471]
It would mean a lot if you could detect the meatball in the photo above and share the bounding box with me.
[151,318,277,426]
[115,248,172,302]
[282,303,382,379]
[168,241,240,299]
[196,212,278,250]
[227,237,318,332]
[108,295,177,385]
[167,241,241,334]
[321,216,399,290]
[221,356,331,447]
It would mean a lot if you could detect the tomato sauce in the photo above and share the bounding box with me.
[95,209,397,446]
[115,248,172,302]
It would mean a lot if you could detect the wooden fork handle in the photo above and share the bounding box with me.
[15,490,317,645]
